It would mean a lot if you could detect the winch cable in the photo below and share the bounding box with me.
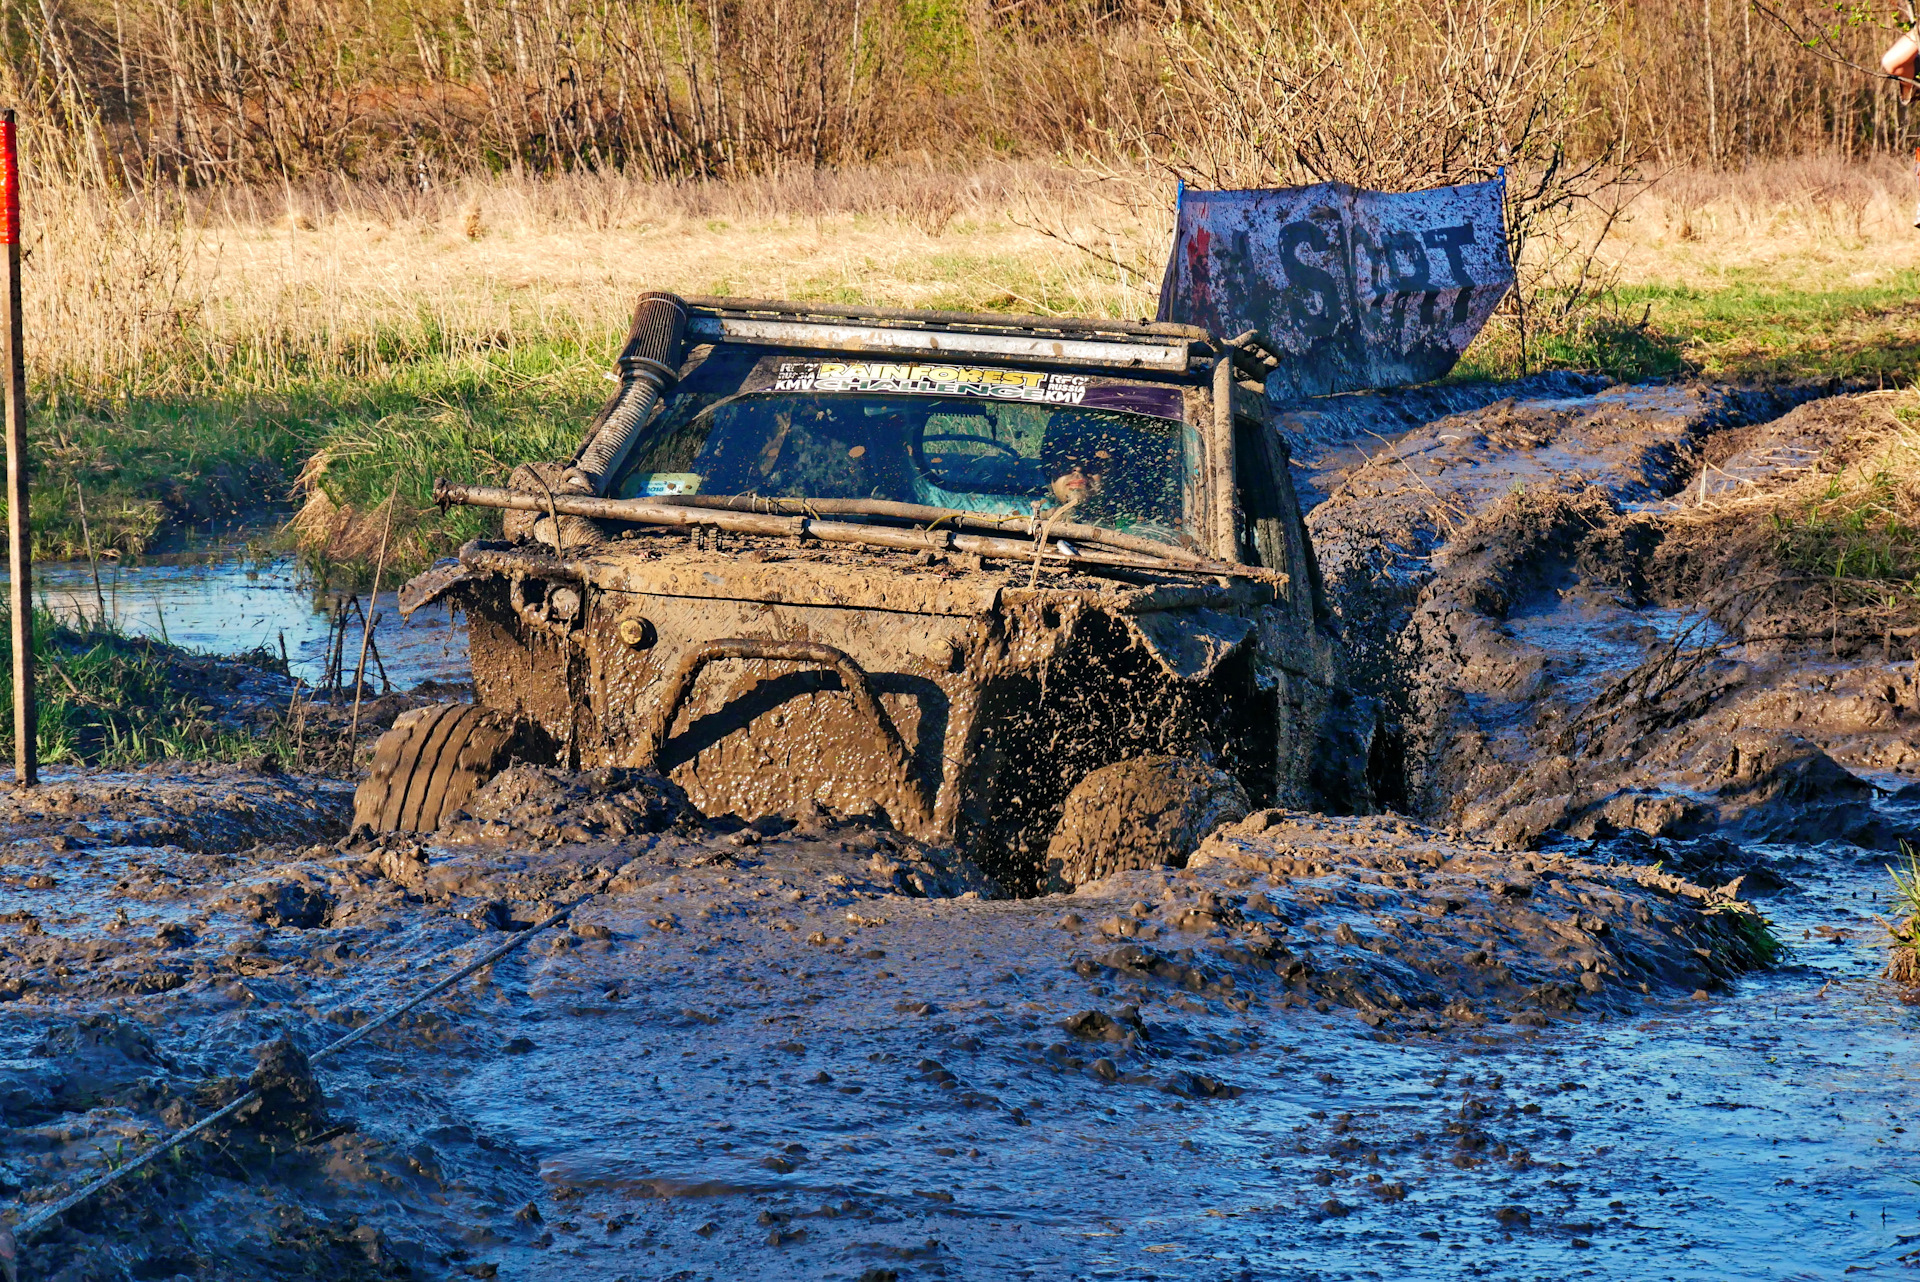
[0,874,612,1268]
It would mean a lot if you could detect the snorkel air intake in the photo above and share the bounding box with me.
[565,291,690,495]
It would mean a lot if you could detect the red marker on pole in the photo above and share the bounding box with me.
[1,110,34,787]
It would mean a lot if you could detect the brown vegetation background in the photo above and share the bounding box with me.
[6,0,1916,189]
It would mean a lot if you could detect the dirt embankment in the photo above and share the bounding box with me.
[1303,383,1920,854]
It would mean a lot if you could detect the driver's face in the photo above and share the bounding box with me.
[1050,447,1110,506]
[1050,465,1104,506]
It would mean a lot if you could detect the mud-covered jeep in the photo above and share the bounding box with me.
[364,293,1367,890]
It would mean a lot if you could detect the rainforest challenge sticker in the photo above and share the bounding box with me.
[771,360,1096,405]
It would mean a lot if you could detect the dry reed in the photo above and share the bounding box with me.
[21,147,1920,402]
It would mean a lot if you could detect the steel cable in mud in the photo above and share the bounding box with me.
[0,876,610,1268]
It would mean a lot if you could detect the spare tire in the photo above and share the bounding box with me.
[352,704,536,834]
[1046,755,1251,888]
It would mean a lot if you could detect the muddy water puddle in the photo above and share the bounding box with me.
[1502,602,1729,706]
[1195,850,1914,1282]
[15,515,468,689]
[1,379,1911,1279]
[423,833,1913,1280]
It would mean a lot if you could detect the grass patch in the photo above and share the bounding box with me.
[33,328,614,579]
[1455,274,1920,386]
[281,338,609,580]
[1704,901,1789,971]
[1453,303,1692,384]
[1613,274,1920,385]
[1883,842,1920,986]
[0,607,286,767]
[1769,420,1920,611]
[1773,476,1920,597]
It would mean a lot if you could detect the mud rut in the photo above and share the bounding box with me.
[0,381,1917,1280]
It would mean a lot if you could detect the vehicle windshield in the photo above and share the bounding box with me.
[619,391,1194,546]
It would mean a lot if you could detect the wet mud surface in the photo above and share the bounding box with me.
[1300,381,1918,849]
[3,376,1919,1279]
[0,774,1908,1279]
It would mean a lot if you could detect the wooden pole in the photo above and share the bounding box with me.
[1,109,34,787]
[346,486,398,753]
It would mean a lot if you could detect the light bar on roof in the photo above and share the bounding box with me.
[686,315,1191,373]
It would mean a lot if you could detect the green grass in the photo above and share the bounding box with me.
[0,607,285,766]
[1771,471,1920,603]
[282,338,610,579]
[1889,842,1920,938]
[29,327,614,579]
[1457,272,1920,386]
[1615,273,1920,384]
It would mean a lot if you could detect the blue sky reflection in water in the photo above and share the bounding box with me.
[16,552,468,689]
[453,803,1920,1279]
[1137,847,1916,1280]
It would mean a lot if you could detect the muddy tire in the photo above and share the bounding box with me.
[1046,756,1251,889]
[351,704,530,834]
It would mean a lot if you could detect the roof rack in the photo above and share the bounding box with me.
[683,296,1214,374]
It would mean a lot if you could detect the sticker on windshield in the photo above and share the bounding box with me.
[772,360,1088,406]
[633,472,701,496]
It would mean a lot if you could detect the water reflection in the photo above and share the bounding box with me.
[10,517,468,689]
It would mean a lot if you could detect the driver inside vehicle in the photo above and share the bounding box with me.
[1048,449,1109,512]
[624,386,1196,547]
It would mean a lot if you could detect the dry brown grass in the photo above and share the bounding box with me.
[23,159,1170,400]
[1599,155,1920,292]
[27,150,1920,405]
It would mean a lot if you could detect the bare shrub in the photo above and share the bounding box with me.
[8,0,962,184]
[7,0,1920,194]
[1010,0,1628,369]
[899,184,960,237]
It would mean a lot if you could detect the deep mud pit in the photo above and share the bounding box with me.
[2,378,1918,1279]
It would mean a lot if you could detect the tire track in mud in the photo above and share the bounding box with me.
[1294,380,1914,846]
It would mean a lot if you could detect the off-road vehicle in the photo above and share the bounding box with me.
[362,292,1368,889]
